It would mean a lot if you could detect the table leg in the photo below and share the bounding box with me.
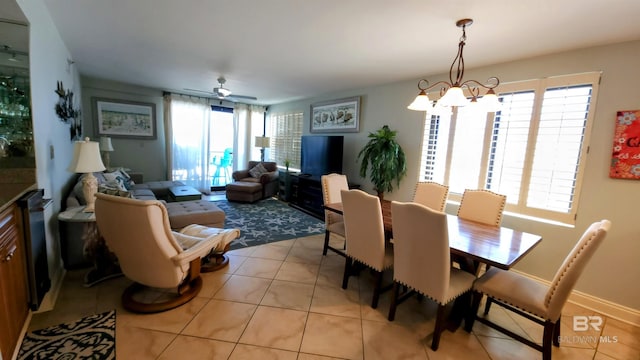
[82,222,122,287]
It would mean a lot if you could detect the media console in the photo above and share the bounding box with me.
[289,174,359,220]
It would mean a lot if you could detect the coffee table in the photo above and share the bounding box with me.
[169,185,202,202]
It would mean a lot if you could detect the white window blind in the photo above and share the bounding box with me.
[419,72,600,224]
[268,111,303,170]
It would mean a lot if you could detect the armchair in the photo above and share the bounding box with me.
[94,193,240,313]
[227,161,279,201]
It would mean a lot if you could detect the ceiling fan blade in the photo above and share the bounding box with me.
[228,94,258,101]
[184,88,214,94]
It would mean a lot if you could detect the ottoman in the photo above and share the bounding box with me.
[225,181,263,203]
[165,200,225,229]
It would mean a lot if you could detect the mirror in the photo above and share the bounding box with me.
[0,3,32,168]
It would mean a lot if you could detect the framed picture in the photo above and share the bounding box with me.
[93,97,157,139]
[610,109,640,179]
[310,96,360,133]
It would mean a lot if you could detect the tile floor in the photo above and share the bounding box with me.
[29,234,639,360]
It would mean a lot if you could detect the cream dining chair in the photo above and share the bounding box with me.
[457,189,507,226]
[466,219,611,360]
[413,181,449,211]
[321,173,348,257]
[389,201,476,351]
[341,189,393,308]
[456,189,507,272]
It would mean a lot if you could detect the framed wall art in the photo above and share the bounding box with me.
[310,96,360,133]
[93,97,157,139]
[609,109,640,179]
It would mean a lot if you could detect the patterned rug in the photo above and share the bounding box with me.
[18,310,115,360]
[213,198,325,249]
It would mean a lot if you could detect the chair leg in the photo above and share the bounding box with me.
[465,291,483,332]
[323,230,330,255]
[542,320,555,360]
[483,296,494,315]
[553,318,561,347]
[388,282,400,321]
[431,304,447,351]
[342,257,352,289]
[371,270,383,309]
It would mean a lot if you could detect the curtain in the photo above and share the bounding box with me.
[233,103,267,169]
[167,94,213,193]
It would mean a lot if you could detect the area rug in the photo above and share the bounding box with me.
[213,198,324,249]
[18,310,115,360]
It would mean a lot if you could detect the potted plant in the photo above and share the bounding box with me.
[357,125,407,199]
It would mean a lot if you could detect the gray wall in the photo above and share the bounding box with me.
[80,77,167,181]
[269,40,640,311]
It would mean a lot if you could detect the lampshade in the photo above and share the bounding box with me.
[68,137,106,173]
[99,136,114,152]
[436,87,470,107]
[479,89,502,112]
[407,90,432,111]
[254,136,270,148]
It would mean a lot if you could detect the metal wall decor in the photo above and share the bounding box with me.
[55,81,82,140]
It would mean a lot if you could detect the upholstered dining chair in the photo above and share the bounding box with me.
[321,173,349,257]
[455,189,507,272]
[341,189,393,308]
[95,193,240,313]
[389,201,476,351]
[457,189,507,226]
[466,220,611,360]
[413,181,449,212]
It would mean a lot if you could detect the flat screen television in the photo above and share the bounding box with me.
[300,135,344,178]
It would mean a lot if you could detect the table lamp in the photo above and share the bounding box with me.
[99,136,114,170]
[68,137,106,212]
[254,136,270,162]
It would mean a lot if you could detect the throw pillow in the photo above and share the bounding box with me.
[249,163,268,178]
[103,170,134,190]
[98,184,132,198]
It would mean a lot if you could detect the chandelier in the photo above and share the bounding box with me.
[408,19,501,113]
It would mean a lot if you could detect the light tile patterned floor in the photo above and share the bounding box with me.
[29,234,639,360]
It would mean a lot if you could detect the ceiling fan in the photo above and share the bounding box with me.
[185,76,257,101]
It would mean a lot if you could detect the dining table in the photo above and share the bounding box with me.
[323,200,542,272]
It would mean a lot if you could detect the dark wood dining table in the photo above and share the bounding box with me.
[324,200,542,271]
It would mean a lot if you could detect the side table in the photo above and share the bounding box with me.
[58,206,122,287]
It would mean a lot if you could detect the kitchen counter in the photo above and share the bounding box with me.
[0,182,37,213]
[0,166,37,212]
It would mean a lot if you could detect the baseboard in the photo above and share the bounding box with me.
[511,269,640,326]
[34,266,66,313]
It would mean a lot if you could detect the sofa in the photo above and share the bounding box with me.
[226,161,279,202]
[65,169,225,229]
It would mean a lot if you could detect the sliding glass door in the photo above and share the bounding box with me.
[210,106,234,189]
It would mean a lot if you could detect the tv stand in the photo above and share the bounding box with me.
[290,174,359,220]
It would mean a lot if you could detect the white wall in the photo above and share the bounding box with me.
[269,40,640,312]
[17,0,82,294]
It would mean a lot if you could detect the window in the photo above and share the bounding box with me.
[419,72,600,224]
[268,111,303,171]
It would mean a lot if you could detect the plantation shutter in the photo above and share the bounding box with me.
[268,111,302,170]
[526,81,595,214]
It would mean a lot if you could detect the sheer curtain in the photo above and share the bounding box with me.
[233,103,267,169]
[165,94,213,193]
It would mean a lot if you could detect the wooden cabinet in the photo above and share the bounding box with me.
[0,203,29,360]
[278,171,298,203]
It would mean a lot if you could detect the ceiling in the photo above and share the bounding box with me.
[40,0,640,105]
